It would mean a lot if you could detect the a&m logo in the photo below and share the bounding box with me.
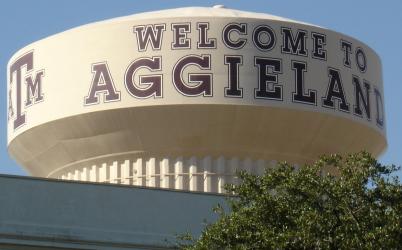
[8,51,44,130]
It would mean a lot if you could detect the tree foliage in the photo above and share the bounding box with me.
[181,152,402,249]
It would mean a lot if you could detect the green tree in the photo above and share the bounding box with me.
[181,152,402,249]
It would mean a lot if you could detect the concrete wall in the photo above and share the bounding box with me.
[0,175,226,249]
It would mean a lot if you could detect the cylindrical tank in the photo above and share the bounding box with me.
[7,6,386,193]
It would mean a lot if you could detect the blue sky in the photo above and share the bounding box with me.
[0,0,401,178]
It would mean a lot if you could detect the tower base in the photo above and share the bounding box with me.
[51,153,278,193]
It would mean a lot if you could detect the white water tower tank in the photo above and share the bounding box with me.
[7,6,386,193]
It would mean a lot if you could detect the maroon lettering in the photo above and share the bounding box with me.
[222,23,247,49]
[25,70,44,106]
[171,23,191,49]
[292,61,316,105]
[341,40,352,67]
[9,51,33,129]
[374,88,384,127]
[224,55,243,97]
[197,22,216,49]
[254,57,283,100]
[125,57,162,98]
[353,76,371,120]
[85,62,120,105]
[322,68,350,112]
[173,55,212,96]
[253,25,276,51]
[281,27,308,56]
[133,24,166,51]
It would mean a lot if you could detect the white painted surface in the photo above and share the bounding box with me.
[6,6,386,193]
[55,155,277,193]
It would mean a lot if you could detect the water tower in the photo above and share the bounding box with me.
[7,6,386,193]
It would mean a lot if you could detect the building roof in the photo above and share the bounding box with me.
[0,174,226,249]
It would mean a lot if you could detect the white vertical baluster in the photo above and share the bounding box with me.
[202,156,212,192]
[90,165,97,182]
[229,158,239,186]
[74,169,80,181]
[160,158,170,189]
[147,157,156,187]
[121,160,131,185]
[81,167,90,182]
[110,161,118,184]
[216,156,225,193]
[134,158,143,186]
[175,157,183,190]
[189,157,198,191]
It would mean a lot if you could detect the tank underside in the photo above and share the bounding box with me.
[8,105,386,192]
